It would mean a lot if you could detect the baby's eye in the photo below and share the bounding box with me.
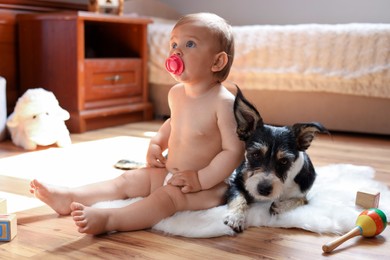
[171,42,178,49]
[186,40,196,48]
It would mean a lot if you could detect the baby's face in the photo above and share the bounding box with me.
[168,21,219,82]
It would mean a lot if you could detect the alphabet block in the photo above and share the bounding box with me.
[355,190,380,209]
[0,214,17,241]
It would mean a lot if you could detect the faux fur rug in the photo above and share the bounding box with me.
[1,137,389,237]
[94,164,390,238]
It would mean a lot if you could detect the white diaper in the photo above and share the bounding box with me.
[163,172,173,186]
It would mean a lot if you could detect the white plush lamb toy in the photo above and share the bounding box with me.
[6,88,72,150]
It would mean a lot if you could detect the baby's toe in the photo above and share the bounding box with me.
[70,202,85,211]
[75,219,87,228]
[72,214,85,221]
[77,226,88,233]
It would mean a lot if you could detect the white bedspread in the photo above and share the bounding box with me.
[148,22,390,98]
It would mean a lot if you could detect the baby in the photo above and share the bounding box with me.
[30,12,244,235]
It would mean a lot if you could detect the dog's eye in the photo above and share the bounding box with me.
[279,158,289,165]
[249,152,261,160]
[33,115,37,119]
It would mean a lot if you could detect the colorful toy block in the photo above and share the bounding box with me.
[0,214,17,241]
[355,189,380,209]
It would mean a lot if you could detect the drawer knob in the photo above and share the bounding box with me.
[105,74,122,82]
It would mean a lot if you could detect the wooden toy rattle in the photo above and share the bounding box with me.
[322,208,387,253]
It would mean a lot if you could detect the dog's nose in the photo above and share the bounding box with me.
[257,182,272,196]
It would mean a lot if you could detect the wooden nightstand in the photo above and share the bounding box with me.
[17,11,153,133]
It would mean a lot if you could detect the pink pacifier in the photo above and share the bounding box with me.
[165,54,184,75]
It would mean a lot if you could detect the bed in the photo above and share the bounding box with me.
[124,1,390,135]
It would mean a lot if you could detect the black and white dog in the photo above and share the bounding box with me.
[224,87,329,233]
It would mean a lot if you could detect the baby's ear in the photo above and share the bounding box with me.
[211,52,228,72]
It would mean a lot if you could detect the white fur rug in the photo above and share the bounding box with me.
[94,164,390,238]
[1,137,388,237]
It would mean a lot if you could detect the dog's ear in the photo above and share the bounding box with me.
[234,86,264,141]
[292,122,329,151]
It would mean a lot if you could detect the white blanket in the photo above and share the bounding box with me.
[148,22,390,98]
[94,164,390,238]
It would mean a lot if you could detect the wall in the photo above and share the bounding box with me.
[158,0,390,25]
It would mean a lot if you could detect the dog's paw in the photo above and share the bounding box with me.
[269,201,282,215]
[224,212,246,233]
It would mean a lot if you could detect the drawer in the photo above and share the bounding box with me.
[84,58,142,103]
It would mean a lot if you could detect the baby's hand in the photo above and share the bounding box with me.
[168,170,201,193]
[146,143,166,168]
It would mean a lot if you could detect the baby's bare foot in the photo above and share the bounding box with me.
[29,179,73,215]
[70,202,112,235]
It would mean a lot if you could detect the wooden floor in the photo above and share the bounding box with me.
[0,120,389,259]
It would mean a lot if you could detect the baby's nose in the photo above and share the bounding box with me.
[173,48,182,56]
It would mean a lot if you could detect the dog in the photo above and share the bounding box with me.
[224,87,329,233]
